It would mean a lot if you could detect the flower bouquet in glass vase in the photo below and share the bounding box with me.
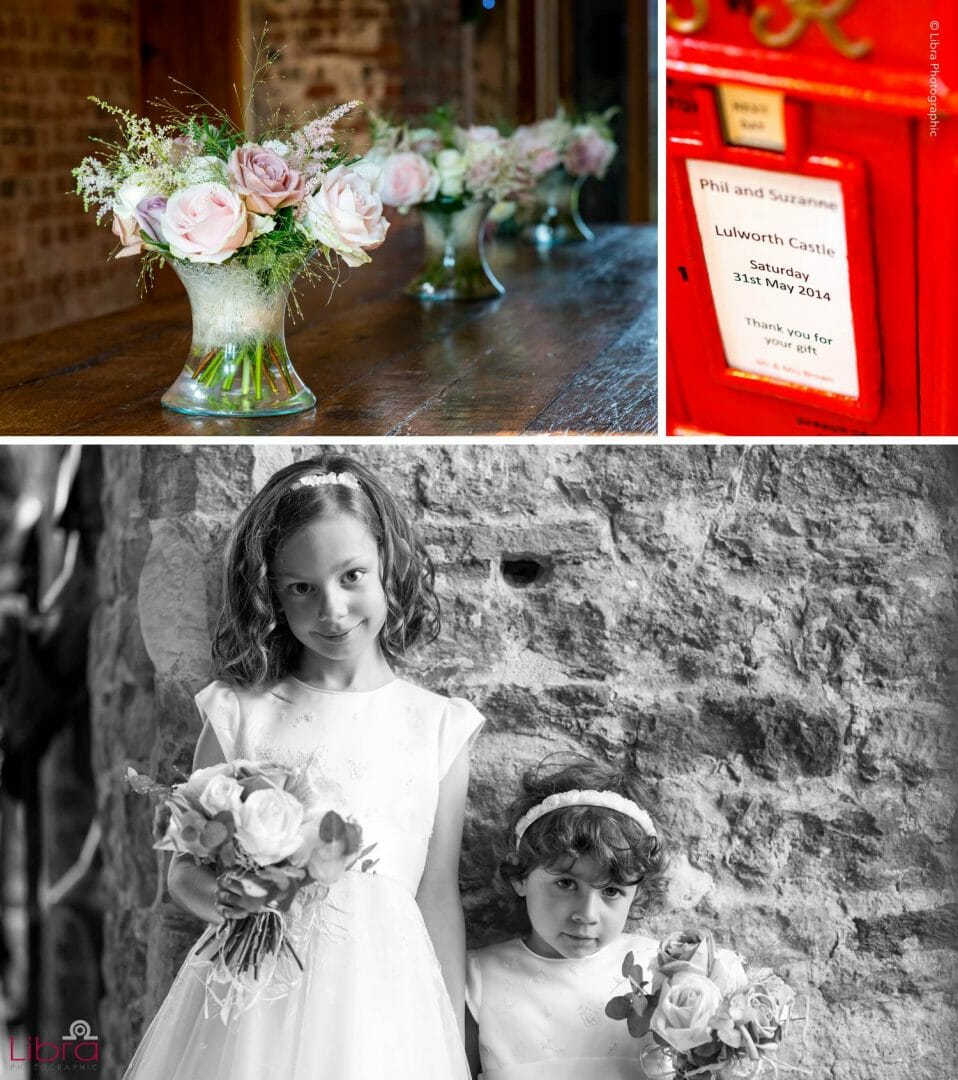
[605,930,802,1079]
[513,108,617,246]
[367,109,531,301]
[74,65,389,417]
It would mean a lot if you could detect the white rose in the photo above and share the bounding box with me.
[301,160,389,267]
[435,148,466,197]
[241,210,277,247]
[198,774,244,817]
[112,177,153,219]
[180,762,234,802]
[235,788,305,866]
[650,972,723,1053]
[262,139,289,157]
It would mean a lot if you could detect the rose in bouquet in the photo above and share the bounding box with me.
[73,41,390,415]
[605,929,797,1078]
[365,106,533,300]
[513,107,617,182]
[511,107,618,245]
[127,759,371,1017]
[368,106,531,213]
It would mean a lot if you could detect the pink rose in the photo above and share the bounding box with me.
[228,143,306,214]
[302,161,389,267]
[650,971,723,1053]
[134,194,168,243]
[463,124,502,145]
[655,931,748,996]
[564,125,616,178]
[380,152,440,210]
[513,125,561,178]
[161,183,249,264]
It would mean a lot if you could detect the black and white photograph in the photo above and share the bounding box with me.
[0,444,954,1079]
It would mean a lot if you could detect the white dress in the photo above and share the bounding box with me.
[124,676,484,1080]
[466,934,661,1080]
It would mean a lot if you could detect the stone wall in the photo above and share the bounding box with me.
[91,445,957,1079]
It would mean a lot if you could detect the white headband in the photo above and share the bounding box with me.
[292,472,361,492]
[514,790,657,847]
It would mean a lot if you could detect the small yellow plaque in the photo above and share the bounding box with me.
[717,84,786,152]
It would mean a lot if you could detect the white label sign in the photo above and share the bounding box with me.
[686,159,859,398]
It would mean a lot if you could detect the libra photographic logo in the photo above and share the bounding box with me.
[8,1018,101,1069]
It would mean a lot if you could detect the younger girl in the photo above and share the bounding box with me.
[125,454,483,1080]
[466,757,667,1080]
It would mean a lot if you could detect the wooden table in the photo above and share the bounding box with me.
[0,223,656,437]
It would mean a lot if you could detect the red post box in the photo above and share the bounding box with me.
[666,0,956,435]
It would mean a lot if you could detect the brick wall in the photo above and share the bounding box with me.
[248,0,465,139]
[0,0,139,345]
[91,445,957,1079]
[0,1,466,345]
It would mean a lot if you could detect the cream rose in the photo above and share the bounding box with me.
[228,143,306,214]
[110,177,155,258]
[162,183,249,263]
[435,148,466,197]
[235,788,305,866]
[380,152,439,210]
[198,774,244,817]
[650,971,723,1053]
[111,211,142,258]
[564,125,616,179]
[301,161,389,267]
[180,762,234,802]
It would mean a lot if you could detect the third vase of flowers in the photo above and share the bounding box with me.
[407,200,504,301]
[521,167,594,246]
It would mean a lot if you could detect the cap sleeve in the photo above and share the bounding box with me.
[438,697,484,778]
[194,680,240,761]
[465,949,482,1020]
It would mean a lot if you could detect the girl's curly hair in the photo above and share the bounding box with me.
[211,453,440,687]
[494,755,667,923]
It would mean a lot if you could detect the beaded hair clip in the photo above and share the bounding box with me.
[514,789,657,847]
[292,471,362,492]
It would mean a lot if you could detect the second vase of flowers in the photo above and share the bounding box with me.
[407,200,503,301]
[369,108,532,301]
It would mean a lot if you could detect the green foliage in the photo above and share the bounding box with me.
[420,103,458,147]
[181,115,244,160]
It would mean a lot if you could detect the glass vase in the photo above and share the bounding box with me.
[521,168,594,246]
[406,200,504,301]
[161,260,317,417]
